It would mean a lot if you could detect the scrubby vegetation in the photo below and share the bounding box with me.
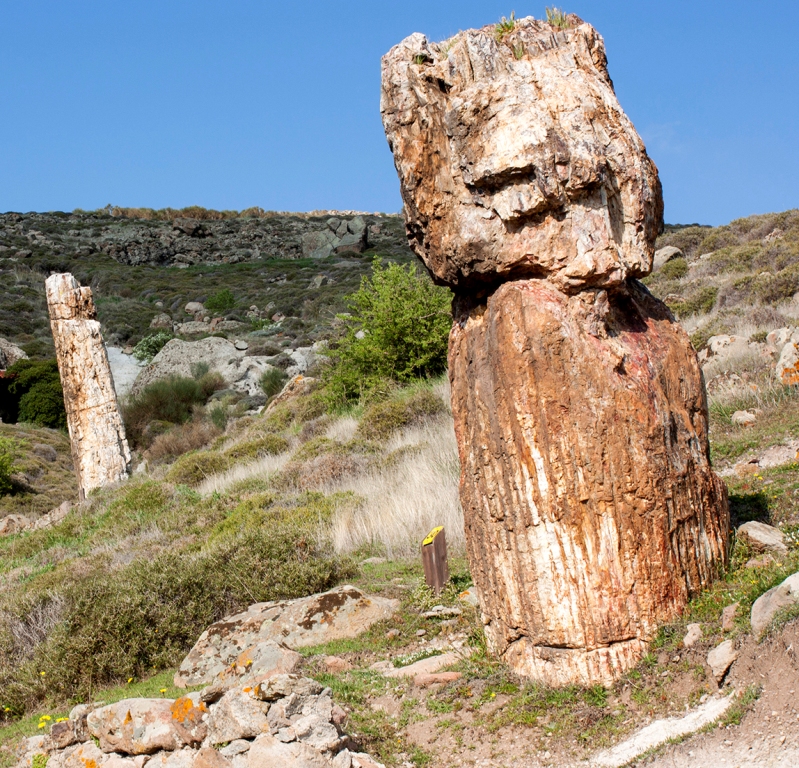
[0,483,353,715]
[0,437,19,496]
[3,208,799,766]
[323,259,451,406]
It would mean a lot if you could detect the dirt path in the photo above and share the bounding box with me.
[637,623,799,767]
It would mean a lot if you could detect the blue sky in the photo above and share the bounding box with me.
[1,1,796,225]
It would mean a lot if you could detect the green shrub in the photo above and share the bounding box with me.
[6,359,66,429]
[0,436,20,496]
[225,434,290,461]
[670,286,719,318]
[323,259,451,406]
[660,257,688,279]
[165,451,228,485]
[205,289,236,315]
[1,495,350,710]
[123,376,206,445]
[132,331,174,363]
[261,368,288,399]
[357,388,446,441]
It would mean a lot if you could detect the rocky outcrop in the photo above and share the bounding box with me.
[176,587,399,687]
[16,676,385,768]
[132,338,324,399]
[46,274,131,499]
[381,17,662,293]
[381,15,729,685]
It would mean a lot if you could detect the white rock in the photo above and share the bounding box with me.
[653,246,683,271]
[751,571,799,636]
[682,623,703,648]
[383,652,459,678]
[731,410,757,426]
[592,692,737,768]
[205,688,270,744]
[707,639,737,682]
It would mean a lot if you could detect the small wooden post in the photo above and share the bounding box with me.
[421,526,449,595]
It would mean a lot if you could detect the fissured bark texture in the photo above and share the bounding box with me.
[449,280,728,685]
[46,273,131,499]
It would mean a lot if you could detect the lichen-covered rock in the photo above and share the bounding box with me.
[381,16,662,293]
[45,273,131,499]
[176,587,398,687]
[205,688,270,744]
[381,15,728,686]
[87,697,207,755]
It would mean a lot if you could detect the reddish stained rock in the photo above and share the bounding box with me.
[86,697,207,755]
[448,281,728,684]
[414,672,463,688]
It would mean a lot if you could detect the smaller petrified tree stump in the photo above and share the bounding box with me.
[46,273,131,499]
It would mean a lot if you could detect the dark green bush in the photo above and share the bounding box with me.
[660,257,688,280]
[323,258,451,406]
[357,388,446,441]
[123,376,206,445]
[261,368,288,399]
[6,359,66,429]
[205,289,236,315]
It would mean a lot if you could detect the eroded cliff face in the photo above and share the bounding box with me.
[46,273,131,499]
[382,15,728,685]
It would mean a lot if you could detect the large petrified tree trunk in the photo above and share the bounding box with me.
[381,15,729,685]
[46,273,131,499]
[450,281,727,684]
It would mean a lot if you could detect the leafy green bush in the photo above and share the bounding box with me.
[357,388,446,441]
[6,359,66,429]
[205,289,236,315]
[323,259,451,406]
[261,367,289,399]
[0,436,20,496]
[132,331,174,363]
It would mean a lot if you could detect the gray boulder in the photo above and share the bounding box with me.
[0,337,28,369]
[751,571,799,636]
[131,337,276,397]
